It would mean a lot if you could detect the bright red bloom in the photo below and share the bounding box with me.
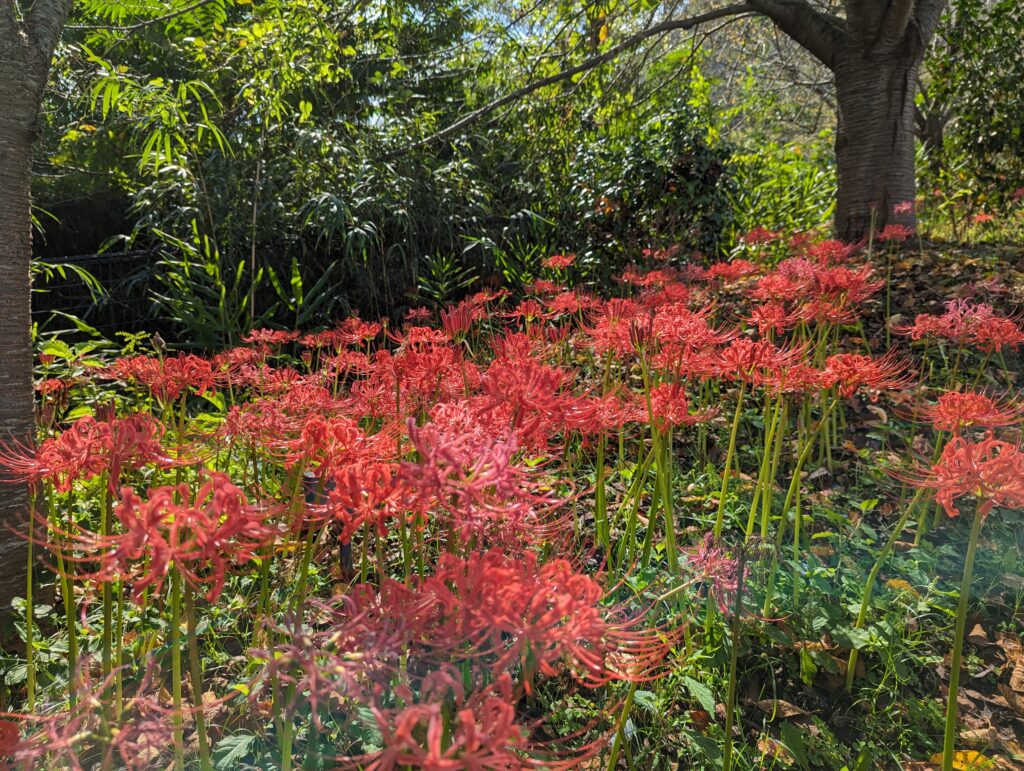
[106,354,219,401]
[915,435,1024,518]
[94,472,279,602]
[922,392,1023,434]
[242,329,300,346]
[544,253,576,270]
[644,382,715,431]
[0,414,174,492]
[877,224,914,242]
[822,351,913,398]
[742,226,781,245]
[746,302,795,337]
[900,299,1024,352]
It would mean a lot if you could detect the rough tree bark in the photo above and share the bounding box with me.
[748,0,947,239]
[0,0,72,610]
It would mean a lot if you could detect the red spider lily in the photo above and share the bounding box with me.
[105,354,219,401]
[637,280,695,310]
[697,259,758,284]
[921,392,1023,434]
[60,472,281,603]
[716,339,807,385]
[440,301,483,340]
[804,239,858,265]
[544,253,576,270]
[793,297,859,326]
[586,299,642,359]
[405,306,433,323]
[338,316,383,346]
[641,245,681,262]
[390,326,450,350]
[811,265,883,304]
[644,383,716,431]
[427,550,675,688]
[505,299,553,326]
[280,414,373,473]
[477,358,579,434]
[761,362,825,396]
[746,302,796,337]
[912,435,1024,518]
[876,224,914,242]
[352,674,527,771]
[822,351,913,398]
[340,671,606,771]
[7,660,176,770]
[545,289,601,318]
[328,461,406,542]
[400,419,551,541]
[242,329,300,346]
[0,414,175,493]
[748,272,806,304]
[526,278,561,296]
[900,299,1024,352]
[893,200,915,215]
[742,226,782,245]
[687,533,746,615]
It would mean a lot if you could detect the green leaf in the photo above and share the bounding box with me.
[212,733,255,769]
[779,722,811,771]
[683,676,716,713]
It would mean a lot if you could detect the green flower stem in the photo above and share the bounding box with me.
[745,396,782,539]
[714,381,747,539]
[722,548,748,771]
[25,489,35,712]
[170,568,185,771]
[186,585,213,771]
[845,487,927,690]
[942,507,985,771]
[606,680,638,771]
[48,486,78,707]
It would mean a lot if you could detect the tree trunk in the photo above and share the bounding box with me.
[832,46,923,241]
[0,90,36,609]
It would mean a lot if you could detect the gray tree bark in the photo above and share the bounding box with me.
[749,0,947,240]
[0,0,72,610]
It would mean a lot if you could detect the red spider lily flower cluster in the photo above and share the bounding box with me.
[901,299,1024,352]
[56,471,280,603]
[252,548,675,761]
[0,413,174,492]
[7,660,174,771]
[913,435,1024,518]
[822,351,913,399]
[922,391,1023,434]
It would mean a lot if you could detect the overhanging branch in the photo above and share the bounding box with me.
[388,3,756,158]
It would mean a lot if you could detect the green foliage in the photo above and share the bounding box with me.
[725,136,836,242]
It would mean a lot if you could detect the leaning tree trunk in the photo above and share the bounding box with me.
[832,40,926,240]
[0,93,36,609]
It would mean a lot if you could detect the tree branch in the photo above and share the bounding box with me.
[66,0,221,33]
[388,4,756,158]
[746,0,845,69]
[872,0,916,51]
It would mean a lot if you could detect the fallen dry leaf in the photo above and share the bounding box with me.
[754,699,808,718]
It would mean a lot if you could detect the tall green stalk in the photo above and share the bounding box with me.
[170,568,185,771]
[845,487,926,690]
[186,585,213,771]
[942,508,985,771]
[714,382,747,539]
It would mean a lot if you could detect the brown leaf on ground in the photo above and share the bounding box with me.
[753,699,807,718]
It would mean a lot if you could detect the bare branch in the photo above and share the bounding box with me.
[389,4,756,158]
[747,0,845,68]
